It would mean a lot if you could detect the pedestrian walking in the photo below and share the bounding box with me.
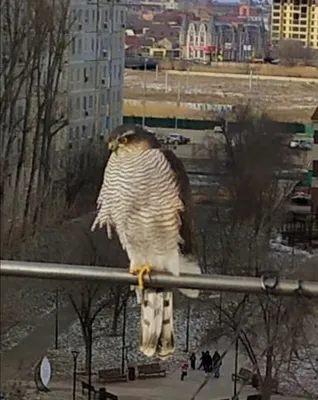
[189,353,196,370]
[198,351,206,370]
[180,361,189,381]
[205,350,212,373]
[212,350,222,378]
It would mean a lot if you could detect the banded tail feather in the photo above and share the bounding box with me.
[140,289,174,358]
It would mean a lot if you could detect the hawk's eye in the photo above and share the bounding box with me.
[119,136,128,144]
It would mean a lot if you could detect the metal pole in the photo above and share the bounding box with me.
[73,357,76,400]
[175,81,180,129]
[88,334,92,400]
[155,63,159,81]
[233,337,239,398]
[55,288,59,349]
[72,351,79,400]
[185,299,190,352]
[1,261,318,297]
[186,68,189,91]
[142,58,147,127]
[165,71,168,93]
[142,79,146,127]
[218,292,222,325]
[121,299,127,374]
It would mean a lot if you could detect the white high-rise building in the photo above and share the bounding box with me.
[67,0,126,147]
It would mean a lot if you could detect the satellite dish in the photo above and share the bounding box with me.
[34,356,52,392]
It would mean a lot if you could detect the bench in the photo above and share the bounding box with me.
[137,363,166,379]
[81,381,98,399]
[99,388,119,400]
[98,368,127,383]
[231,367,253,383]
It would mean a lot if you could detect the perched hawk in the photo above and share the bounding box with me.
[92,124,201,358]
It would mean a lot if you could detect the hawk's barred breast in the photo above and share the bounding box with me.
[93,148,184,256]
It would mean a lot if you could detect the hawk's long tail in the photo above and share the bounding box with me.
[140,289,174,358]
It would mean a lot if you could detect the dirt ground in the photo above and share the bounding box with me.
[158,60,318,79]
[124,70,318,122]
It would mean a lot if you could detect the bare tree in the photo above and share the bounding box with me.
[0,0,72,248]
[203,106,316,399]
[278,40,315,67]
[64,141,107,218]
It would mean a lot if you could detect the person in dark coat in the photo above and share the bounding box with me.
[189,353,196,370]
[205,351,212,373]
[198,351,206,370]
[212,350,222,378]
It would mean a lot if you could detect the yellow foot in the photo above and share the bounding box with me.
[129,265,152,290]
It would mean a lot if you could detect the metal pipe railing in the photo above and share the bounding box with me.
[1,260,318,297]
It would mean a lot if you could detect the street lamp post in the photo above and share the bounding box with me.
[184,299,191,353]
[71,350,79,400]
[121,298,127,375]
[55,288,59,349]
[233,337,239,399]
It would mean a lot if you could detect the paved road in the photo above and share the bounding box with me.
[167,70,318,83]
[25,339,305,400]
[1,302,76,382]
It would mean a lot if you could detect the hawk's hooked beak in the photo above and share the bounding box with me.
[108,139,118,152]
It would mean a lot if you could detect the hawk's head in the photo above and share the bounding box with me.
[108,124,161,154]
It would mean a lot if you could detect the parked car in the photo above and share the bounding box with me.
[213,126,223,134]
[125,55,158,70]
[289,139,312,150]
[298,140,312,150]
[155,133,166,144]
[165,134,191,145]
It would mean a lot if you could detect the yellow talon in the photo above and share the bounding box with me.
[130,265,152,290]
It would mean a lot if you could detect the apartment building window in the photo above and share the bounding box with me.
[92,10,95,24]
[72,39,76,55]
[75,126,80,139]
[118,65,122,80]
[76,97,80,110]
[77,69,80,82]
[69,127,74,140]
[78,38,82,54]
[117,90,120,102]
[101,92,106,105]
[89,95,93,108]
[83,68,88,82]
[104,10,108,21]
[83,96,87,110]
[82,125,86,138]
[78,10,82,22]
[85,10,89,23]
[120,10,125,24]
[313,160,318,177]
